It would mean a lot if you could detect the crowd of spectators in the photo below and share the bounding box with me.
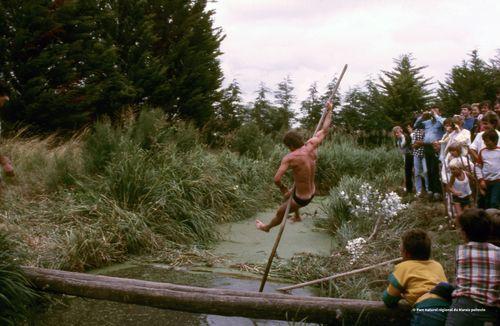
[388,99,499,325]
[393,99,500,215]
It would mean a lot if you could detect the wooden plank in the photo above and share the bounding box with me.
[22,266,410,325]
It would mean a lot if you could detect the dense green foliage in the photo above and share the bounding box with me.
[438,50,499,116]
[0,109,400,272]
[0,231,39,325]
[0,0,223,130]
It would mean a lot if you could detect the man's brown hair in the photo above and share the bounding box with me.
[483,112,499,127]
[283,130,304,150]
[482,128,499,144]
[480,100,491,109]
[402,229,431,260]
[458,209,491,242]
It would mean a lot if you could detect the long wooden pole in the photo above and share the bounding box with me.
[259,65,348,292]
[22,266,411,325]
[276,257,402,292]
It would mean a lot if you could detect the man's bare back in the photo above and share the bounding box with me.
[256,102,333,232]
[282,143,317,200]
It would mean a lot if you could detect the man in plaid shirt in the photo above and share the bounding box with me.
[412,121,430,197]
[445,209,499,325]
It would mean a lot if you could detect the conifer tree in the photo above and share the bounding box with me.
[299,82,323,130]
[378,54,432,127]
[0,0,135,130]
[147,0,224,126]
[274,76,295,131]
[251,82,275,134]
[215,79,245,130]
[438,50,498,115]
[99,0,164,105]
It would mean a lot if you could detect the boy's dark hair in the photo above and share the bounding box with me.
[414,121,425,130]
[460,103,471,110]
[480,100,491,109]
[283,130,304,149]
[0,81,10,96]
[482,112,499,126]
[482,128,499,144]
[485,209,500,246]
[402,229,431,260]
[458,209,491,242]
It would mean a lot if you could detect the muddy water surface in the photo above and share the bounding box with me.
[35,199,333,325]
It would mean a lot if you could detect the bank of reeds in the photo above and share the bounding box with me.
[0,110,403,274]
[0,109,280,271]
[0,229,39,325]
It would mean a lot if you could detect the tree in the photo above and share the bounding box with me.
[99,0,165,106]
[216,79,246,130]
[438,50,498,115]
[0,0,136,130]
[336,80,389,133]
[250,82,276,134]
[147,0,224,126]
[273,76,295,131]
[378,54,433,127]
[202,79,246,146]
[299,82,323,130]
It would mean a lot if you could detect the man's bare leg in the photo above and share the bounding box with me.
[289,208,302,223]
[256,201,299,232]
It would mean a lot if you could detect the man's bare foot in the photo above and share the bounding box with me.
[255,219,269,232]
[288,211,302,223]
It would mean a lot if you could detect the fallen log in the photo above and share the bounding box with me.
[22,266,410,325]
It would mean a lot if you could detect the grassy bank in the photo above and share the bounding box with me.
[274,183,461,301]
[0,109,404,276]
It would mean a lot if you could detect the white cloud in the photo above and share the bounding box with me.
[209,0,500,106]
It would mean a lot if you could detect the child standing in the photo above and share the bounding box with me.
[448,159,473,219]
[475,129,500,209]
[383,229,452,325]
[445,209,499,326]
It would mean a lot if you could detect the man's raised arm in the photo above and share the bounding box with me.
[308,101,333,148]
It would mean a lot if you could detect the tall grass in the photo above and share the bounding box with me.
[0,109,278,271]
[0,110,405,273]
[315,134,402,193]
[0,230,39,325]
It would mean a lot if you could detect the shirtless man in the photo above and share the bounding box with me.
[256,101,333,232]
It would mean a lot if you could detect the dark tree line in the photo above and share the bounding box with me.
[0,2,498,136]
[0,0,223,130]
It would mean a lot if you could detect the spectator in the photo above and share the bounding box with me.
[471,103,481,120]
[460,104,476,133]
[475,129,500,209]
[393,125,413,194]
[448,159,473,220]
[412,121,430,197]
[469,112,499,162]
[445,115,471,157]
[416,107,445,201]
[485,208,500,246]
[438,118,455,163]
[0,83,14,178]
[445,209,499,326]
[478,101,492,132]
[494,99,500,118]
[383,229,451,326]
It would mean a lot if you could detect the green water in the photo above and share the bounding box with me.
[34,199,332,325]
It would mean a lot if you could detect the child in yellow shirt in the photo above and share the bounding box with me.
[383,229,453,325]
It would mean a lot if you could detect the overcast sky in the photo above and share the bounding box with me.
[207,0,499,105]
